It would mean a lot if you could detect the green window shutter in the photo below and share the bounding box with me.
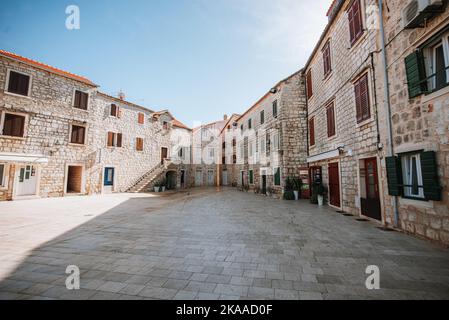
[421,151,441,201]
[274,168,280,186]
[405,50,427,98]
[249,170,254,184]
[386,156,402,196]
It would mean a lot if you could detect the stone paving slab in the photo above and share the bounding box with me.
[0,188,449,300]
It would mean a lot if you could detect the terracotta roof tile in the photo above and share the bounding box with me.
[0,50,97,86]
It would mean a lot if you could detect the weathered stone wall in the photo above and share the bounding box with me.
[380,0,449,244]
[305,0,383,214]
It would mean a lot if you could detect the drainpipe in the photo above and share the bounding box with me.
[378,0,399,227]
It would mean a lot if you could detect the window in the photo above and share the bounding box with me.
[322,40,332,77]
[107,132,122,147]
[306,70,313,99]
[222,156,226,164]
[354,73,371,123]
[272,100,278,118]
[402,153,424,199]
[249,141,253,156]
[70,125,86,145]
[348,0,364,45]
[249,170,254,184]
[7,71,30,96]
[240,124,244,132]
[138,113,144,124]
[74,90,88,110]
[2,113,25,137]
[222,141,226,149]
[309,118,315,146]
[227,125,231,131]
[163,121,169,130]
[260,137,266,154]
[110,104,119,117]
[272,132,280,151]
[232,138,236,147]
[136,137,144,151]
[232,154,237,164]
[326,102,336,137]
[209,148,215,158]
[274,167,281,186]
[386,151,441,201]
[260,110,265,124]
[0,164,5,187]
[248,118,252,129]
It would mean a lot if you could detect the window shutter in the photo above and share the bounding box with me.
[74,91,81,108]
[309,118,315,146]
[327,103,335,137]
[274,168,281,185]
[81,92,88,109]
[107,132,114,147]
[405,50,428,98]
[111,104,117,116]
[420,151,441,201]
[306,71,313,99]
[117,108,122,118]
[385,156,403,196]
[117,133,122,147]
[360,74,370,121]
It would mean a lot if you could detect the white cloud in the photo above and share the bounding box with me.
[214,0,331,66]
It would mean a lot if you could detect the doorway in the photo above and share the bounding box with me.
[104,167,115,193]
[161,147,168,164]
[261,174,267,194]
[360,158,381,220]
[15,165,38,197]
[222,170,228,186]
[67,166,83,194]
[195,170,203,186]
[328,162,341,208]
[166,171,177,190]
[207,170,214,186]
[180,170,185,188]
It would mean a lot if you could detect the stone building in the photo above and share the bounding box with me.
[380,0,449,244]
[191,118,227,187]
[0,50,186,200]
[304,0,386,219]
[219,113,241,187]
[221,70,308,197]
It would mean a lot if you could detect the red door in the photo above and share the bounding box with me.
[361,158,381,220]
[328,162,341,207]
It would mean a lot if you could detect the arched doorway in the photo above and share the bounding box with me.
[166,171,177,190]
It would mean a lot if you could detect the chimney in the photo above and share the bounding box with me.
[223,114,228,121]
[118,90,125,101]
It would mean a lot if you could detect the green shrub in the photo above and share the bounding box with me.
[283,190,295,200]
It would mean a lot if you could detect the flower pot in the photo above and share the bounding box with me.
[317,195,324,206]
[161,186,166,192]
[293,191,299,201]
[154,187,159,192]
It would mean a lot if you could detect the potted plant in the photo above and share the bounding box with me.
[292,177,302,201]
[254,186,260,194]
[283,177,295,201]
[266,187,274,197]
[160,178,167,192]
[153,181,160,193]
[315,183,327,206]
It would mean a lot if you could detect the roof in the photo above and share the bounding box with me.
[172,119,191,130]
[236,69,302,122]
[0,50,97,87]
[303,0,346,71]
[97,92,154,113]
[220,113,241,134]
[152,109,175,120]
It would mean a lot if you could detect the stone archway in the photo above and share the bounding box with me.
[165,171,177,190]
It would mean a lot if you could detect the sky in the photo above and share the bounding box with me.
[0,0,330,127]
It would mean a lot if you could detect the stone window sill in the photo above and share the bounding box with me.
[4,91,32,100]
[68,143,86,147]
[0,135,26,141]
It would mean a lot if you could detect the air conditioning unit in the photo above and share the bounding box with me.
[402,0,445,29]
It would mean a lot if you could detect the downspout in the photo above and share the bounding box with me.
[378,0,399,227]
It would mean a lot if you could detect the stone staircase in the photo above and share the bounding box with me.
[126,160,170,193]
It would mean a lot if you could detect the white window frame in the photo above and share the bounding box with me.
[424,34,449,91]
[5,69,32,97]
[401,153,425,199]
[0,163,9,189]
[272,132,280,151]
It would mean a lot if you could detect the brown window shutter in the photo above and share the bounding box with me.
[107,132,114,147]
[327,103,335,137]
[117,133,122,147]
[4,114,25,137]
[74,91,81,108]
[354,79,363,123]
[81,92,88,109]
[348,0,363,45]
[309,118,315,146]
[111,104,117,116]
[136,138,143,151]
[306,70,313,99]
[8,71,29,96]
[138,113,144,124]
[360,74,370,121]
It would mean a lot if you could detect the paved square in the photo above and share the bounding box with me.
[1,188,449,300]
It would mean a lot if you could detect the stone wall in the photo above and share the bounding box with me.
[380,0,449,245]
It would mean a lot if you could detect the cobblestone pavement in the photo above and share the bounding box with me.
[1,188,449,300]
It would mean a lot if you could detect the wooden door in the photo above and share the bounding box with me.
[161,147,168,164]
[328,162,341,207]
[361,158,381,220]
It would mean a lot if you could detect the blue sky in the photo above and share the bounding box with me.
[0,0,329,127]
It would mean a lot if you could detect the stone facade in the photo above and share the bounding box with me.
[220,71,308,197]
[0,52,189,200]
[380,0,449,245]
